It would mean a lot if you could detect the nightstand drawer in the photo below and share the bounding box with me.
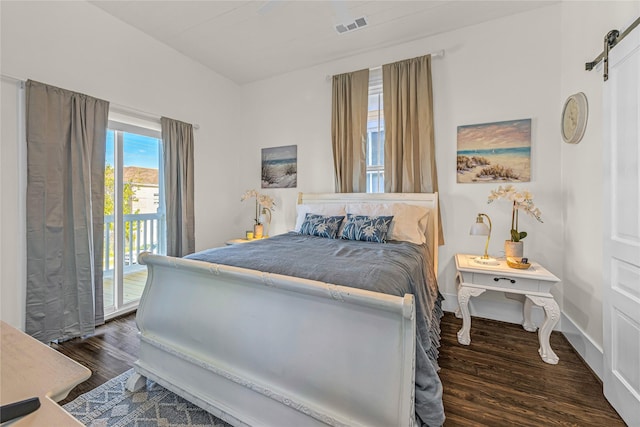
[470,272,542,293]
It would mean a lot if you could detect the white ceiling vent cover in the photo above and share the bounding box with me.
[335,16,368,34]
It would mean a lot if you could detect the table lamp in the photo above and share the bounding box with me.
[470,213,498,265]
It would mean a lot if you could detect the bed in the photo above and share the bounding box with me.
[126,192,444,427]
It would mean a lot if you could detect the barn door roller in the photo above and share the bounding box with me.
[586,16,639,81]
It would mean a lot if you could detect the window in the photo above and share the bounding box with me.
[367,68,384,193]
[103,115,164,318]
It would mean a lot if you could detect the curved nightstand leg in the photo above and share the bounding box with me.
[457,285,486,345]
[454,272,463,318]
[526,295,560,364]
[522,296,537,332]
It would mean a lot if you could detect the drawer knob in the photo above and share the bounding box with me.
[494,277,516,284]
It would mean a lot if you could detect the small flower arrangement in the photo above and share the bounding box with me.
[488,185,542,242]
[241,190,275,225]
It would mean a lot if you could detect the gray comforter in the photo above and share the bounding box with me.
[186,232,445,426]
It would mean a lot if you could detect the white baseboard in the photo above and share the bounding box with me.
[560,312,604,380]
[441,291,604,380]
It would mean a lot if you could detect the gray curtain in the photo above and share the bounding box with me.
[331,69,369,192]
[383,55,444,245]
[25,80,108,342]
[161,117,195,257]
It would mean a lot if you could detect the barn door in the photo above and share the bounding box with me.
[602,20,640,427]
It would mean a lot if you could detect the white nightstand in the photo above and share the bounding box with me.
[225,237,269,245]
[225,238,252,245]
[454,253,561,364]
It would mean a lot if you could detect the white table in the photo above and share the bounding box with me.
[454,253,561,364]
[225,236,269,245]
[225,238,252,245]
[0,321,91,425]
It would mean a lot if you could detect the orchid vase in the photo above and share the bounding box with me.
[504,240,524,258]
[241,190,275,239]
[487,185,543,253]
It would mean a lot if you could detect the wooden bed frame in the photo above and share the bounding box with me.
[126,192,439,427]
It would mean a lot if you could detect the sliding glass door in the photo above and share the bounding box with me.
[104,124,165,317]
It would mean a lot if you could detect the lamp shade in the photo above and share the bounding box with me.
[470,220,490,236]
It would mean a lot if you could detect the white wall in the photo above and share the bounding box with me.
[241,6,564,322]
[0,78,24,329]
[559,1,640,375]
[0,1,242,328]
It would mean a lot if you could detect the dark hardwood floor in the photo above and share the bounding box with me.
[55,311,624,426]
[438,313,623,426]
[54,314,140,405]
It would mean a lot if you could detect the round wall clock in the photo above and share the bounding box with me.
[561,92,588,144]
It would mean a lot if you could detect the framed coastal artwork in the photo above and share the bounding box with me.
[456,118,531,183]
[261,144,297,188]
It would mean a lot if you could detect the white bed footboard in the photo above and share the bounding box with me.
[129,253,417,427]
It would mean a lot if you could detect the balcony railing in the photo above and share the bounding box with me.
[103,213,165,272]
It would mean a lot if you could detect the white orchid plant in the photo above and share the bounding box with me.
[241,190,275,225]
[487,185,543,242]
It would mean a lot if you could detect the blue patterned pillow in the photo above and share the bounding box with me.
[340,214,394,243]
[299,214,345,239]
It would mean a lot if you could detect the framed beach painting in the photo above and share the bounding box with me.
[261,145,297,188]
[456,118,531,183]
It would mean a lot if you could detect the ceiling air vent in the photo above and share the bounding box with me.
[335,16,368,34]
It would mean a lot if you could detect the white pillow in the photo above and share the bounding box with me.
[345,203,429,245]
[294,203,346,232]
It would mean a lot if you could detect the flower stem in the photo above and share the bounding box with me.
[255,199,259,224]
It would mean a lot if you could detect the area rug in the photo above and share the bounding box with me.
[63,369,232,427]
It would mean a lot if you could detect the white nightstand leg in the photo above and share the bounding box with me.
[454,272,463,318]
[526,295,560,365]
[506,293,537,332]
[456,285,486,345]
[522,296,538,332]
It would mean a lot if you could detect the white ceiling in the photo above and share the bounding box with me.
[90,1,555,85]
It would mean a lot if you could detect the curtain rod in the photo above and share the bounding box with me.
[585,16,640,81]
[0,74,199,130]
[326,49,445,81]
